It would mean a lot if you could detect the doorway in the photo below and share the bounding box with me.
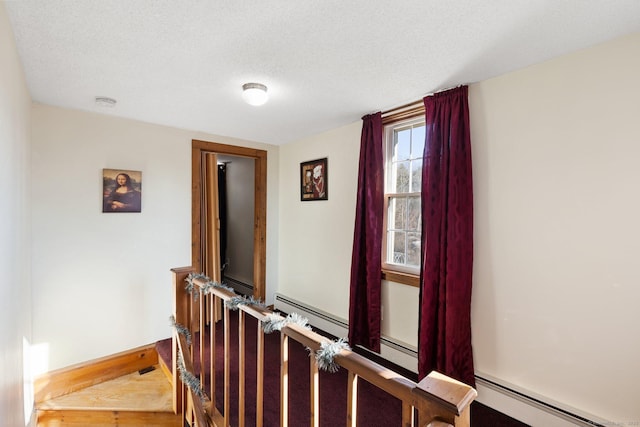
[191,139,267,302]
[217,154,254,295]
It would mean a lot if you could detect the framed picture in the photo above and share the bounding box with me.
[102,168,142,213]
[300,158,328,201]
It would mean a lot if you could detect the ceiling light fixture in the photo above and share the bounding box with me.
[242,83,268,106]
[95,96,117,108]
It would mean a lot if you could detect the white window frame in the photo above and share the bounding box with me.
[382,115,425,280]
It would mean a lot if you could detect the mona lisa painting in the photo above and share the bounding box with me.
[102,168,142,213]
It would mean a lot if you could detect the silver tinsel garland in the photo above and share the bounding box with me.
[261,312,311,334]
[177,272,344,396]
[225,295,267,311]
[312,338,351,373]
[169,315,192,346]
[201,280,234,295]
[169,315,206,400]
[176,351,206,402]
[184,273,234,301]
[184,273,209,298]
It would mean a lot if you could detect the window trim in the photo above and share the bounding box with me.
[381,106,425,286]
[381,268,420,287]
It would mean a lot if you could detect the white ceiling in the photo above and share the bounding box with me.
[6,0,640,146]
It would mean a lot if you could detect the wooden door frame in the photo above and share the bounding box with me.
[191,139,267,302]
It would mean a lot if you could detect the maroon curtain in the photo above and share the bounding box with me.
[419,86,475,386]
[348,112,384,352]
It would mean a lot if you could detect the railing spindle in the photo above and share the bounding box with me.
[310,356,319,427]
[347,370,358,427]
[209,294,216,410]
[199,289,205,387]
[402,401,414,427]
[223,305,231,427]
[256,321,264,427]
[238,310,246,427]
[177,332,211,427]
[280,333,289,427]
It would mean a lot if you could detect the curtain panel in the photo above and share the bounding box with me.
[419,86,475,386]
[348,112,384,352]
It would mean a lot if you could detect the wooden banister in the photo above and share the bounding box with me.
[171,267,476,427]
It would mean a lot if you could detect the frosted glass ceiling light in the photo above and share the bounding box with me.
[242,83,268,106]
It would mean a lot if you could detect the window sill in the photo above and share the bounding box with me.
[381,269,420,287]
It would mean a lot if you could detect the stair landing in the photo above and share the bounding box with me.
[36,365,181,427]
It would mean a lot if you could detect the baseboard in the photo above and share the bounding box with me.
[36,409,181,426]
[34,343,158,403]
[274,292,609,427]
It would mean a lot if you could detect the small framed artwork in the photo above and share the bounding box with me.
[300,157,328,201]
[102,168,142,213]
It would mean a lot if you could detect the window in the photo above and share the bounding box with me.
[382,115,425,286]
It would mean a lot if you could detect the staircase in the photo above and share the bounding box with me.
[34,344,181,427]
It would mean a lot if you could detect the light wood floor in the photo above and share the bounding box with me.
[36,365,182,426]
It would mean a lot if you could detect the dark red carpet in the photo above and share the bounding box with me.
[157,310,529,427]
[158,310,402,426]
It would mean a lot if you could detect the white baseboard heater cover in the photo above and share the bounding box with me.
[274,293,610,427]
[274,293,418,372]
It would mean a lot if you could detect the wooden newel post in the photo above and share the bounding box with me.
[412,371,477,427]
[171,266,196,416]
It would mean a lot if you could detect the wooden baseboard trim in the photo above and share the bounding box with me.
[36,409,182,426]
[35,343,159,403]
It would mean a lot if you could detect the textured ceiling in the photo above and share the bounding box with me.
[6,0,640,145]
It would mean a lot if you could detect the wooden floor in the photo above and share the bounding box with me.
[37,365,182,426]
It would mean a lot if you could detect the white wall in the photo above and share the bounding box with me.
[31,104,279,371]
[470,32,640,423]
[0,2,33,425]
[278,122,418,347]
[279,33,640,424]
[278,123,359,321]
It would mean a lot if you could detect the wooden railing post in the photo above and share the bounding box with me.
[412,371,477,427]
[171,266,195,416]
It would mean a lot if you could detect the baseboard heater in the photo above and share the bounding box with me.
[274,293,418,373]
[475,374,610,427]
[274,293,610,427]
[222,275,253,296]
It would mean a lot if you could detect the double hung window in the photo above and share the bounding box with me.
[382,115,425,285]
